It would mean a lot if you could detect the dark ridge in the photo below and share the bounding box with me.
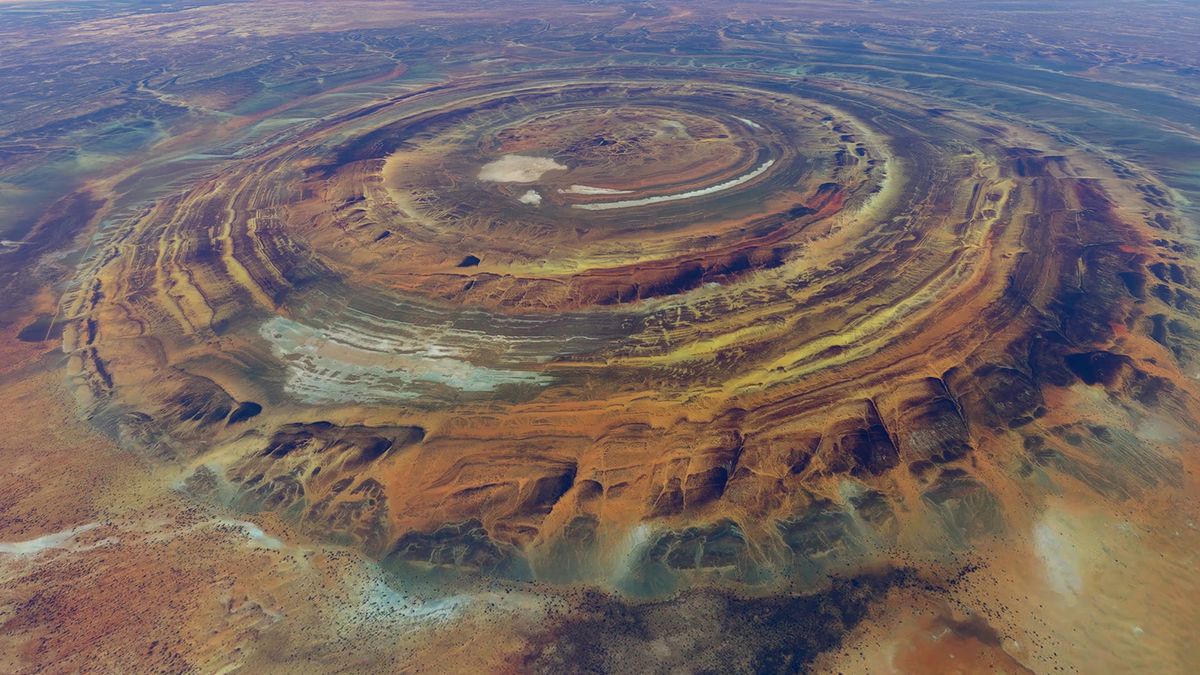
[384,519,529,578]
[227,401,263,425]
[1064,351,1133,386]
[202,405,231,425]
[522,569,915,673]
[171,385,236,425]
[575,479,604,502]
[359,438,395,462]
[16,315,60,343]
[516,466,577,516]
[649,477,684,517]
[643,262,705,297]
[595,246,789,306]
[683,466,730,508]
[89,348,114,389]
[1118,270,1146,299]
[848,422,901,474]
[1149,314,1170,346]
[645,519,748,570]
[785,203,816,218]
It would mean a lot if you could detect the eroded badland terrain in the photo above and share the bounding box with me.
[2,1,1200,672]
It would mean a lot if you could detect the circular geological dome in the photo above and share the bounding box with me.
[3,0,1197,670]
[52,16,1200,667]
[289,75,868,310]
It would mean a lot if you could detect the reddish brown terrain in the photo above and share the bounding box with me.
[2,1,1200,672]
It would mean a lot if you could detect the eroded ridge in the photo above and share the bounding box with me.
[64,64,1199,598]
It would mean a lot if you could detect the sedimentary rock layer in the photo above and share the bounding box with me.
[63,63,1198,598]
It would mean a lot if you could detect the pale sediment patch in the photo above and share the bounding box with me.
[517,189,542,205]
[259,316,550,404]
[559,184,633,195]
[0,523,105,555]
[575,158,775,210]
[1034,515,1084,604]
[607,523,658,586]
[218,520,286,551]
[478,154,566,182]
[339,560,549,637]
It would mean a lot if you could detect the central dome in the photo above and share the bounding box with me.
[282,75,874,311]
[477,106,754,200]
